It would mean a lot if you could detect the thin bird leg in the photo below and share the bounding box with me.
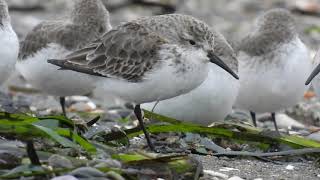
[26,140,41,165]
[250,111,257,127]
[59,96,66,116]
[4,112,10,118]
[134,105,155,151]
[271,112,279,133]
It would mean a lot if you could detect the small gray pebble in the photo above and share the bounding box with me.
[48,154,73,168]
[70,167,105,178]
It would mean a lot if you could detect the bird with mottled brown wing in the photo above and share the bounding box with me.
[16,0,111,117]
[49,22,167,82]
[19,21,96,60]
[47,14,240,151]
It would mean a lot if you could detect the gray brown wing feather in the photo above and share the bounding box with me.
[19,21,91,60]
[49,22,167,82]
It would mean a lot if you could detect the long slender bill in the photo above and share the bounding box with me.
[207,51,239,80]
[306,63,320,85]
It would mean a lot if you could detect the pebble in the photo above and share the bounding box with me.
[106,171,125,180]
[275,113,305,129]
[228,176,244,180]
[0,152,21,169]
[51,175,78,180]
[292,0,320,14]
[184,133,202,143]
[69,101,96,112]
[203,170,229,179]
[48,154,73,169]
[307,131,320,142]
[219,167,240,172]
[90,159,122,169]
[70,167,106,178]
[201,138,226,152]
[285,165,295,170]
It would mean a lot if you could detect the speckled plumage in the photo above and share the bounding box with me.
[49,14,217,82]
[48,13,239,150]
[16,0,111,99]
[0,0,10,26]
[238,9,296,57]
[49,14,238,105]
[18,0,110,60]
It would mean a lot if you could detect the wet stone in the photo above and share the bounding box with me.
[48,154,73,169]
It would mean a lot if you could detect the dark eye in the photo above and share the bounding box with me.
[189,40,196,45]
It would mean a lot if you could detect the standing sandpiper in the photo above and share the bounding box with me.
[235,9,312,132]
[0,0,19,87]
[16,0,111,115]
[142,29,239,125]
[48,14,239,150]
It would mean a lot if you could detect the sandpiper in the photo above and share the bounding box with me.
[235,9,312,132]
[48,14,239,150]
[16,0,111,115]
[142,29,239,125]
[0,0,19,87]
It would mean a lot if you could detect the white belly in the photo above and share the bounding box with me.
[95,46,210,105]
[235,38,312,113]
[142,64,239,125]
[0,27,19,84]
[16,43,96,96]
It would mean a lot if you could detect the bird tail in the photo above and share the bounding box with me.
[47,41,106,77]
[47,59,105,77]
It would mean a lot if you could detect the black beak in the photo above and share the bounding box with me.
[207,51,239,80]
[305,63,320,85]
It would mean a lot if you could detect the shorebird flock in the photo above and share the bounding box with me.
[1,0,319,150]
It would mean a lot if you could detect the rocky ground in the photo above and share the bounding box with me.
[196,155,320,180]
[1,0,320,179]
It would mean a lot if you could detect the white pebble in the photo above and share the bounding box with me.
[51,175,78,180]
[285,165,295,170]
[219,167,240,172]
[204,170,229,179]
[228,176,244,180]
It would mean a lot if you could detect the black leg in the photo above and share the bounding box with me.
[4,112,10,118]
[26,140,41,166]
[59,97,66,116]
[271,112,279,133]
[134,105,155,151]
[250,111,257,127]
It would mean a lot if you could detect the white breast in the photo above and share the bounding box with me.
[95,45,210,105]
[16,43,96,96]
[0,26,19,84]
[142,64,240,125]
[235,37,312,113]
